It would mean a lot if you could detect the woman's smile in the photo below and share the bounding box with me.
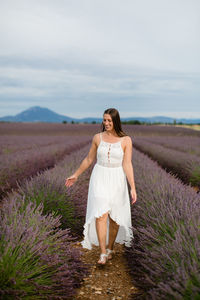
[103,113,114,131]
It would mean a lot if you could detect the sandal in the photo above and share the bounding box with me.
[97,253,108,265]
[106,248,114,260]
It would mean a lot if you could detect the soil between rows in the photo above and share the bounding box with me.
[72,240,143,300]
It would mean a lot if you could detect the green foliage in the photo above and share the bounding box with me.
[0,200,60,298]
[0,244,53,297]
[189,166,200,186]
[122,120,143,125]
[23,188,79,231]
[184,274,200,300]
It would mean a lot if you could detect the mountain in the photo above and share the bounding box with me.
[0,106,75,123]
[0,106,199,124]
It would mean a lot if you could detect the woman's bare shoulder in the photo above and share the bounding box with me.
[93,132,101,139]
[121,135,132,152]
[92,132,101,144]
[123,135,132,144]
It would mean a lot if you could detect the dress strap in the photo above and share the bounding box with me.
[99,132,102,141]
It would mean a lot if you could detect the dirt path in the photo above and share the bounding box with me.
[72,240,142,300]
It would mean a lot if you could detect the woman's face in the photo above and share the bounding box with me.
[103,114,114,131]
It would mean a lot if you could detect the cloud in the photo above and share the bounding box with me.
[1,0,200,69]
[0,0,200,118]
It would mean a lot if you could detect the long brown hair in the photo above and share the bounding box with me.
[101,108,127,137]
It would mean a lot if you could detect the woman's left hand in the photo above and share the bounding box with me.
[130,189,137,205]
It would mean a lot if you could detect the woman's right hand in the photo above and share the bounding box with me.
[65,174,78,187]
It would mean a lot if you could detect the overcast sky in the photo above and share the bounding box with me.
[0,0,200,119]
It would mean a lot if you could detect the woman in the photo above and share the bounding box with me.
[65,108,137,265]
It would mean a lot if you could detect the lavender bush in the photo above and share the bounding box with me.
[133,139,200,188]
[0,196,89,299]
[7,144,93,237]
[125,147,200,299]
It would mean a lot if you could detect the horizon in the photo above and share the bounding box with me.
[1,106,199,120]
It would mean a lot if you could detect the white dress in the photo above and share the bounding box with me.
[80,132,134,250]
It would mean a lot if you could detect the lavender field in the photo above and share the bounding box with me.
[133,136,200,156]
[0,134,91,199]
[133,138,200,189]
[126,147,200,299]
[0,122,200,299]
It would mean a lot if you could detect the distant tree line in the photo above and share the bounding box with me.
[0,120,199,125]
[62,120,98,124]
[62,119,200,125]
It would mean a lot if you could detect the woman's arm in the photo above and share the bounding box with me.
[65,134,99,187]
[122,136,137,204]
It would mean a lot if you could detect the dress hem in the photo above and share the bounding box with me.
[80,207,134,250]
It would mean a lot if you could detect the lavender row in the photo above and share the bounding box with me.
[133,139,200,188]
[0,135,82,155]
[125,147,200,299]
[134,136,200,157]
[0,144,93,298]
[13,144,92,237]
[0,122,98,136]
[125,124,200,137]
[0,136,91,199]
[0,195,89,299]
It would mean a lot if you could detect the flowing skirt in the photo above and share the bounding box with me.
[80,163,134,250]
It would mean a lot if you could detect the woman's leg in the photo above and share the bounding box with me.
[96,211,109,255]
[108,215,120,250]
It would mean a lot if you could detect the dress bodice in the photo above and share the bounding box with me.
[97,133,124,167]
